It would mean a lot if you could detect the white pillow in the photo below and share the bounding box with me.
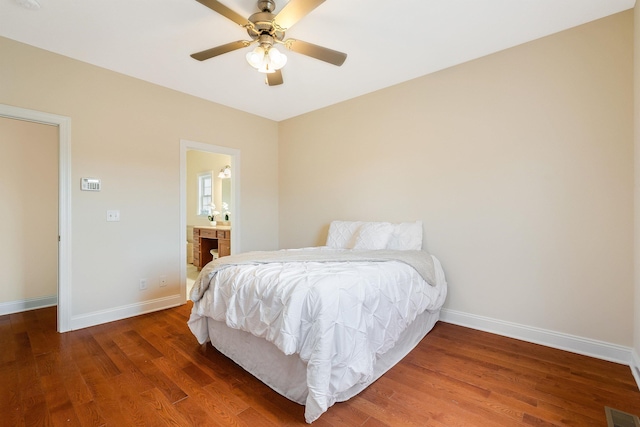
[326,220,423,250]
[387,221,423,250]
[352,222,394,250]
[326,221,363,249]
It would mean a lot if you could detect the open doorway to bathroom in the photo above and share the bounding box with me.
[180,140,240,302]
[185,150,231,294]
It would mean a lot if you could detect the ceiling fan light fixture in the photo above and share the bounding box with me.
[246,46,287,74]
[246,46,266,68]
[268,47,287,69]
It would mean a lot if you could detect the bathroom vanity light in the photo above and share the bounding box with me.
[218,165,231,179]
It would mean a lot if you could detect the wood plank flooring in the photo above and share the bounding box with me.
[1,303,639,426]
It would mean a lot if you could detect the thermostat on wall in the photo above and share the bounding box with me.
[81,177,101,191]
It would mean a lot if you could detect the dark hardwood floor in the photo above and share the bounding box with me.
[1,303,639,426]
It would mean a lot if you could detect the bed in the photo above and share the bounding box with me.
[188,220,447,423]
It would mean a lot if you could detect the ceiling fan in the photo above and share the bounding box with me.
[191,0,347,86]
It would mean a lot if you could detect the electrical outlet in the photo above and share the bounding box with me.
[159,276,167,287]
[106,210,120,222]
[139,278,148,290]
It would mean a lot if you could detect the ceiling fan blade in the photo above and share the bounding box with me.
[274,0,325,30]
[266,69,284,86]
[286,40,347,66]
[195,0,248,26]
[191,40,249,61]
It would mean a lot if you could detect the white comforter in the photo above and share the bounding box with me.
[188,248,447,423]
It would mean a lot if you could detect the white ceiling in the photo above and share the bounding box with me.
[0,0,634,121]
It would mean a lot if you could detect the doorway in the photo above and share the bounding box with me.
[0,104,72,332]
[179,139,240,302]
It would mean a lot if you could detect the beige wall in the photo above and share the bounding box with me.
[0,116,58,303]
[279,12,633,345]
[0,36,279,319]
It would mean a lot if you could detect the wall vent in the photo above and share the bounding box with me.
[81,177,101,191]
[605,407,640,427]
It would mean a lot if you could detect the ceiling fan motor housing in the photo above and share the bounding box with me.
[247,9,284,42]
[257,0,276,12]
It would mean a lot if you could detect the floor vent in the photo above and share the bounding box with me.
[605,406,640,427]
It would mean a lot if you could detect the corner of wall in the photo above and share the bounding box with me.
[631,349,640,390]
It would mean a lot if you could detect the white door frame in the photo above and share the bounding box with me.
[0,104,72,332]
[180,139,240,302]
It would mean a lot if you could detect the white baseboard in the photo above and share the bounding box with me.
[439,308,633,366]
[70,294,184,331]
[0,295,57,315]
